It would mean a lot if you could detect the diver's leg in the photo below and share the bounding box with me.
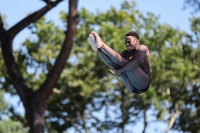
[118,73,141,94]
[92,31,128,66]
[97,49,121,69]
[97,49,141,94]
[126,67,150,91]
[100,44,128,67]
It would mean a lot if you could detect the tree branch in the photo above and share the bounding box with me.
[0,0,64,105]
[38,0,79,101]
[141,98,148,133]
[1,32,30,105]
[142,106,148,133]
[0,14,5,36]
[183,0,200,13]
[81,113,89,133]
[165,104,180,133]
[7,0,63,39]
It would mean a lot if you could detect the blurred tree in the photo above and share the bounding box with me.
[171,17,200,133]
[1,0,200,133]
[0,90,29,133]
[183,0,200,12]
[0,119,29,133]
[0,0,79,133]
[0,90,8,118]
[42,1,197,132]
[44,2,158,132]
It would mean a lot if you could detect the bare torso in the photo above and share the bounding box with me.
[120,44,150,76]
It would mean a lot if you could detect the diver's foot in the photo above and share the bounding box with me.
[92,31,103,48]
[88,34,97,51]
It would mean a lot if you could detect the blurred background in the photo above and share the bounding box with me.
[0,0,200,133]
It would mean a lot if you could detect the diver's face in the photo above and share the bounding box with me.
[125,36,139,51]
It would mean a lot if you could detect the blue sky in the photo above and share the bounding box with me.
[0,0,195,50]
[0,0,195,132]
[0,0,194,43]
[1,0,194,29]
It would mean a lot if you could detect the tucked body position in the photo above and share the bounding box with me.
[88,31,150,94]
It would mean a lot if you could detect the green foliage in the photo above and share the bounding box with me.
[0,0,200,133]
[0,91,28,133]
[14,17,65,90]
[0,119,28,133]
[0,15,14,94]
[0,90,8,118]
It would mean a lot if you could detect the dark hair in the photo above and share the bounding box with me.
[126,31,140,40]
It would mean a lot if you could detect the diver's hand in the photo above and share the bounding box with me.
[110,69,122,77]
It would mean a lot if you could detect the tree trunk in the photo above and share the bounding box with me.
[81,114,89,133]
[141,98,148,133]
[27,103,46,133]
[142,107,148,133]
[0,0,79,133]
[23,92,46,133]
[120,88,129,133]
